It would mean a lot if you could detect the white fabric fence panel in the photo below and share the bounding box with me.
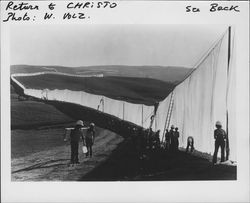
[79,91,102,110]
[156,31,236,160]
[155,95,171,140]
[143,105,155,129]
[24,89,43,98]
[23,87,155,129]
[123,102,142,126]
[103,97,124,120]
[170,35,226,155]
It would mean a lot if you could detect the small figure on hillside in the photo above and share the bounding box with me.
[148,128,154,150]
[86,123,96,158]
[169,125,175,151]
[212,121,227,165]
[155,130,161,148]
[186,136,194,153]
[70,120,84,165]
[173,127,180,151]
[164,129,170,151]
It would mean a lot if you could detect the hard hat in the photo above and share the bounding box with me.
[215,121,222,126]
[90,123,95,127]
[171,125,174,129]
[76,120,83,126]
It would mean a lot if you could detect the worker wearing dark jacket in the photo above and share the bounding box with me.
[212,121,227,165]
[173,127,180,151]
[164,129,170,151]
[86,123,95,157]
[169,125,175,151]
[70,120,84,164]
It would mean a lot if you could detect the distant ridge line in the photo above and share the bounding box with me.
[11,72,104,78]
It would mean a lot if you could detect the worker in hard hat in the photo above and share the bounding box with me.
[86,123,95,158]
[173,127,180,151]
[212,121,227,165]
[169,125,175,152]
[70,120,84,164]
[186,136,194,153]
[164,129,170,151]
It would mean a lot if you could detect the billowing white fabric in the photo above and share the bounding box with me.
[23,87,155,129]
[103,97,124,120]
[123,102,142,126]
[142,105,155,129]
[79,91,102,110]
[154,95,171,139]
[156,31,236,160]
[24,89,43,98]
[162,37,223,154]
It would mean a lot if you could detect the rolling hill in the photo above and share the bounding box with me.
[11,65,193,84]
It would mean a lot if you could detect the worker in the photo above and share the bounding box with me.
[186,136,194,153]
[148,128,154,150]
[155,130,161,149]
[136,128,144,156]
[173,127,180,151]
[212,121,227,165]
[70,120,84,164]
[169,125,175,151]
[86,123,96,158]
[164,129,170,151]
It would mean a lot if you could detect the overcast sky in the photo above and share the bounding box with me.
[10,24,227,68]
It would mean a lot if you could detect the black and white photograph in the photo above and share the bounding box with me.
[1,1,249,202]
[10,24,237,181]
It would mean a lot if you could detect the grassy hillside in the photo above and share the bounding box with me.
[14,75,175,105]
[11,65,193,84]
[11,89,74,129]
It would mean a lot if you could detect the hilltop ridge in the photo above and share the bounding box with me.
[11,65,193,85]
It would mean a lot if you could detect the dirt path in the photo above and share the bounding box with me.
[11,129,124,181]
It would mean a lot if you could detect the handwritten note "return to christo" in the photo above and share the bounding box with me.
[2,1,118,22]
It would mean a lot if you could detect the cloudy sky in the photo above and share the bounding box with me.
[10,24,227,68]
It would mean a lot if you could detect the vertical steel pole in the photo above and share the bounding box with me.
[226,26,231,161]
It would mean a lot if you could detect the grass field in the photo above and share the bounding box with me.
[11,89,74,157]
[14,75,175,105]
[11,90,74,129]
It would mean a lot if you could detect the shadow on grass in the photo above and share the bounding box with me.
[80,138,236,181]
[12,159,69,174]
